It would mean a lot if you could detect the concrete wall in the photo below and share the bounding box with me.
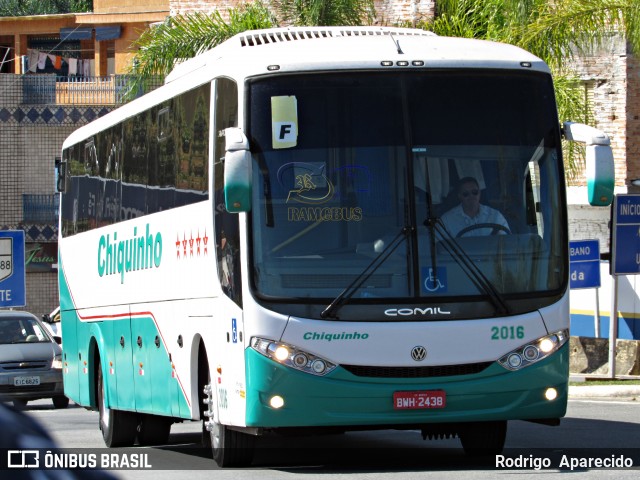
[570,336,640,376]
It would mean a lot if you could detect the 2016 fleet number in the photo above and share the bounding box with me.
[491,326,524,340]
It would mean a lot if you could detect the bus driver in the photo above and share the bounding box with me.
[440,177,510,237]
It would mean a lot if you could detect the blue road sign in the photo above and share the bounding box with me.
[569,239,601,289]
[612,194,640,275]
[0,230,26,307]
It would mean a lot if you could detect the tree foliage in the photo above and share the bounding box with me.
[272,0,375,26]
[422,0,640,179]
[0,0,92,16]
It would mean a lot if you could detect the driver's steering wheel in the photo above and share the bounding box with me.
[456,223,511,238]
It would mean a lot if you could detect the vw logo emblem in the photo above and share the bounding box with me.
[411,346,427,361]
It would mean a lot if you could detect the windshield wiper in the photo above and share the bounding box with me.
[321,226,412,319]
[432,220,509,315]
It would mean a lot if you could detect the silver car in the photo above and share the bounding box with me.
[0,311,68,409]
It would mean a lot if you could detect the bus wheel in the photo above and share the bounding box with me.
[459,420,507,456]
[210,419,255,467]
[203,383,254,467]
[97,362,137,447]
[137,414,172,446]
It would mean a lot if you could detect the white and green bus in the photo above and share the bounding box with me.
[57,27,614,466]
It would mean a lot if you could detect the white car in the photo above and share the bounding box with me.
[41,307,61,345]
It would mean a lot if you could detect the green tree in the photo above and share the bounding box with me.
[422,0,640,179]
[271,0,375,26]
[0,0,92,16]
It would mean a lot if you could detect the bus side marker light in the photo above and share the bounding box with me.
[545,388,558,401]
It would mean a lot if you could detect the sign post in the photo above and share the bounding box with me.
[0,230,26,308]
[569,239,601,337]
[610,194,640,378]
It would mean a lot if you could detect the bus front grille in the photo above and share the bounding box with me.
[341,362,493,378]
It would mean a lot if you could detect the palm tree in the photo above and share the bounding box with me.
[127,2,277,93]
[422,0,640,178]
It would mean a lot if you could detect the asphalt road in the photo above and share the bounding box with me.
[6,395,638,479]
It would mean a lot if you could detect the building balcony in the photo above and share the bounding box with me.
[19,74,162,106]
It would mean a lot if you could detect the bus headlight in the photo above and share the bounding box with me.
[251,337,337,376]
[498,329,568,371]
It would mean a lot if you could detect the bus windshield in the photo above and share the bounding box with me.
[247,71,566,317]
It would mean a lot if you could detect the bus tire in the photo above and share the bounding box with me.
[97,362,137,447]
[52,395,70,409]
[137,414,172,446]
[459,420,507,456]
[210,420,255,468]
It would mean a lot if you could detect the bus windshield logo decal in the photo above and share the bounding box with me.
[97,223,163,284]
[279,162,363,223]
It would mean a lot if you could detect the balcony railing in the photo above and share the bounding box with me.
[22,194,59,224]
[21,75,163,106]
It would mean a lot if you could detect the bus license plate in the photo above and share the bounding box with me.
[14,376,40,386]
[393,390,446,410]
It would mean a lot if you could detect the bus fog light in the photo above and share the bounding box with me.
[269,395,285,409]
[545,388,558,401]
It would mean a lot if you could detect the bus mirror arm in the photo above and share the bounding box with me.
[562,122,614,207]
[223,128,253,213]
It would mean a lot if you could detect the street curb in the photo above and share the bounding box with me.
[568,385,640,399]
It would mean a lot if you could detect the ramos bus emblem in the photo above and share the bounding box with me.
[411,346,427,361]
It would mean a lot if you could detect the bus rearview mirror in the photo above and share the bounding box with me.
[224,128,252,213]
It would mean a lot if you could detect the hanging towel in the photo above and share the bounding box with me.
[68,58,78,75]
[37,52,47,70]
[83,59,90,77]
[27,49,39,72]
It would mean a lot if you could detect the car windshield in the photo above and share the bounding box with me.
[247,70,566,318]
[0,317,51,344]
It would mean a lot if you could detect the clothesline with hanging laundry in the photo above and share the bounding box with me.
[26,48,95,76]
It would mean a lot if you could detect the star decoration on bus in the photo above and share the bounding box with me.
[176,230,209,259]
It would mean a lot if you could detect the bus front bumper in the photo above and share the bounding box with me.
[244,343,569,428]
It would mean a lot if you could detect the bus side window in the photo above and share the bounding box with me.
[525,161,542,234]
[213,77,242,307]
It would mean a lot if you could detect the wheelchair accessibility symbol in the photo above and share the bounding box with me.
[421,267,447,293]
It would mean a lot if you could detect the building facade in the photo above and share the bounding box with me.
[0,0,638,316]
[0,2,168,316]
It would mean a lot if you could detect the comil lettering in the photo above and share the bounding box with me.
[98,224,162,284]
